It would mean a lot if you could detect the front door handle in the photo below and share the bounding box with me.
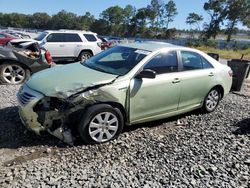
[208,72,214,77]
[172,78,180,84]
[59,45,65,47]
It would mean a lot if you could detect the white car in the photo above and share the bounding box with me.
[11,30,102,62]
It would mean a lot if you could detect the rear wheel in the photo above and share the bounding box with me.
[0,63,30,85]
[202,88,221,112]
[78,51,92,62]
[78,104,124,144]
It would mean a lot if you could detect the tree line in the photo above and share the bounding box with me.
[0,0,249,42]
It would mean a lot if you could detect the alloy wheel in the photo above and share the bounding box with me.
[2,65,25,84]
[81,53,91,61]
[88,112,119,143]
[205,89,220,111]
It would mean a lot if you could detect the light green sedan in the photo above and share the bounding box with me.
[17,42,232,145]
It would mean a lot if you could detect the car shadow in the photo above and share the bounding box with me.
[0,106,67,149]
[123,109,202,133]
[0,106,203,149]
[232,118,250,135]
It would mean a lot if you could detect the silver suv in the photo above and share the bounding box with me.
[12,30,102,62]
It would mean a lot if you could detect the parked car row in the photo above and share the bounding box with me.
[11,30,103,62]
[0,42,53,84]
[0,32,17,46]
[0,29,122,86]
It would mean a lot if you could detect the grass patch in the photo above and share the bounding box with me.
[195,46,250,60]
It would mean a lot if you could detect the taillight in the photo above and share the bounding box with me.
[228,70,233,77]
[45,51,52,64]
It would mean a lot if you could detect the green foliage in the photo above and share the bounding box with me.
[163,0,178,29]
[202,0,250,42]
[30,12,51,30]
[186,13,203,31]
[203,0,227,40]
[186,39,217,48]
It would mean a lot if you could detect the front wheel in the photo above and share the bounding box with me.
[0,63,30,85]
[78,104,124,144]
[202,88,221,113]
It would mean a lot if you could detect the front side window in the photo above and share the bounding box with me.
[84,34,97,42]
[144,51,178,74]
[46,33,63,42]
[0,34,5,39]
[64,33,82,42]
[83,46,149,76]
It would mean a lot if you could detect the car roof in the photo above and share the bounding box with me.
[120,41,204,53]
[44,30,97,35]
[120,42,182,52]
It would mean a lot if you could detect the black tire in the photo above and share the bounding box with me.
[0,62,30,85]
[78,51,92,62]
[78,104,124,144]
[202,88,221,113]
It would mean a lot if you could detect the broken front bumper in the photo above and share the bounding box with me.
[17,84,74,145]
[17,84,45,134]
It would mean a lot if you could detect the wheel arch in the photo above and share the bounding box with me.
[78,49,93,57]
[0,59,31,72]
[211,85,225,99]
[91,101,127,124]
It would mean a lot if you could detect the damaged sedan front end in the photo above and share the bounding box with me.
[17,78,121,145]
[17,45,144,145]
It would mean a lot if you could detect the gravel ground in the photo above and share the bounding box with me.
[0,84,249,188]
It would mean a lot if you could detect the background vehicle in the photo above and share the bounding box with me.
[11,30,102,62]
[98,37,114,50]
[0,33,17,46]
[0,42,53,84]
[17,43,232,145]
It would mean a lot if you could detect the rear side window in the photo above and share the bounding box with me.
[64,33,82,42]
[46,33,63,42]
[202,57,214,69]
[84,34,97,42]
[181,51,203,70]
[144,51,178,74]
[0,34,5,38]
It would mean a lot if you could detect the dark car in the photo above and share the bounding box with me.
[0,33,17,46]
[0,42,53,85]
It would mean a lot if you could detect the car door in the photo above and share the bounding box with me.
[44,33,64,57]
[177,50,216,109]
[63,33,83,57]
[129,51,181,123]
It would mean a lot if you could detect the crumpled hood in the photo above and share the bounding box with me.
[26,62,117,98]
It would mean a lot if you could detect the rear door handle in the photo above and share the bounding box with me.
[59,45,65,47]
[172,78,180,84]
[208,72,214,77]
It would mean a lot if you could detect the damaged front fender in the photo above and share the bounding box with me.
[18,78,130,145]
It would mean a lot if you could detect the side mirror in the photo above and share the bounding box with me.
[135,69,156,79]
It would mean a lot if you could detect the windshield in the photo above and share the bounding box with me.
[82,46,150,76]
[34,32,48,41]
